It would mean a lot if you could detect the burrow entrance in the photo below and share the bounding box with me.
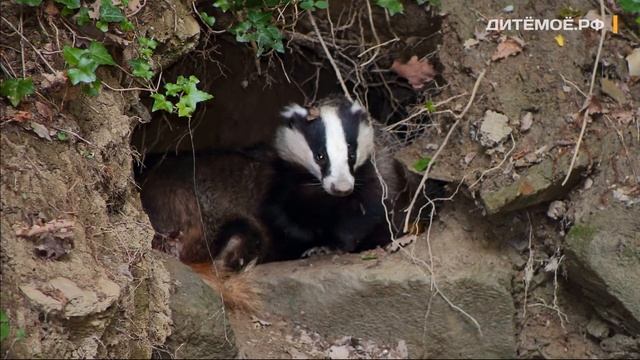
[130,0,443,265]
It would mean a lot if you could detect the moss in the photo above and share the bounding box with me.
[567,224,597,242]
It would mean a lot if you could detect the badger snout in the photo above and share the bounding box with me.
[324,176,354,197]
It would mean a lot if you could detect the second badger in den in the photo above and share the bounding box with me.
[140,95,415,268]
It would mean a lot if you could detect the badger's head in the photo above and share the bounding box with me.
[275,97,375,197]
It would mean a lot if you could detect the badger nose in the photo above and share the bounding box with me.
[330,183,353,197]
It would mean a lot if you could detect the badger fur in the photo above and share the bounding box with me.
[262,96,413,260]
[139,95,418,269]
[139,150,273,269]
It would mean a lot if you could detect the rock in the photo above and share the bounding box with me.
[546,200,567,220]
[564,133,640,334]
[520,112,533,132]
[156,255,237,359]
[19,285,63,314]
[586,318,610,340]
[479,150,589,214]
[249,205,516,358]
[564,206,640,334]
[479,110,512,147]
[327,345,350,359]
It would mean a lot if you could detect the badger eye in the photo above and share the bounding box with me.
[315,153,326,163]
[348,151,356,160]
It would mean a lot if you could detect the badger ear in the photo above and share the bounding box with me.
[349,100,367,121]
[281,104,308,127]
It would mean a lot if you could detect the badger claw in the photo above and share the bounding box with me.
[301,246,333,258]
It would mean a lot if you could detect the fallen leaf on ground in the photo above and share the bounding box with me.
[491,36,525,61]
[554,34,565,47]
[127,0,142,12]
[30,121,52,141]
[41,71,67,91]
[601,78,626,104]
[391,56,436,89]
[584,95,603,115]
[35,101,53,121]
[463,38,479,49]
[5,110,32,123]
[44,1,59,16]
[15,219,75,238]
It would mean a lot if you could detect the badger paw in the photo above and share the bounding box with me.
[301,246,333,258]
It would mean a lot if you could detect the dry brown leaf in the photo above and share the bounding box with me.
[127,0,142,12]
[391,55,436,89]
[601,78,626,104]
[35,101,53,122]
[15,219,75,238]
[44,1,59,16]
[491,36,524,61]
[41,71,67,91]
[6,110,32,123]
[30,121,52,141]
[586,96,603,115]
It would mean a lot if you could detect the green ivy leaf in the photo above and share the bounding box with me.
[150,93,174,113]
[120,19,134,31]
[300,0,315,10]
[413,157,432,172]
[138,37,158,50]
[54,0,80,9]
[0,310,9,342]
[164,82,182,96]
[15,0,42,6]
[199,12,216,27]
[74,7,91,25]
[619,0,640,13]
[56,130,69,141]
[375,0,404,15]
[82,80,102,96]
[213,0,231,12]
[129,58,154,80]
[0,78,35,107]
[99,0,125,23]
[315,0,329,9]
[88,41,116,66]
[174,77,213,118]
[62,46,84,66]
[96,20,109,32]
[67,56,98,85]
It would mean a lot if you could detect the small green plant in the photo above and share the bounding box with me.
[300,0,328,11]
[129,37,158,80]
[424,100,436,113]
[230,9,284,56]
[151,75,213,118]
[376,0,404,15]
[619,0,640,25]
[413,157,432,172]
[63,41,115,95]
[0,78,34,107]
[0,310,9,342]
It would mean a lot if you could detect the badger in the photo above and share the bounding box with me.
[261,95,414,260]
[139,95,418,269]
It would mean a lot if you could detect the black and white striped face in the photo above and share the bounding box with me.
[275,98,374,197]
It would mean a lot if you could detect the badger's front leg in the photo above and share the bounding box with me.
[334,203,383,252]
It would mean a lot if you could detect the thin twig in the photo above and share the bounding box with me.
[562,0,606,186]
[307,10,352,102]
[403,69,487,232]
[1,16,56,74]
